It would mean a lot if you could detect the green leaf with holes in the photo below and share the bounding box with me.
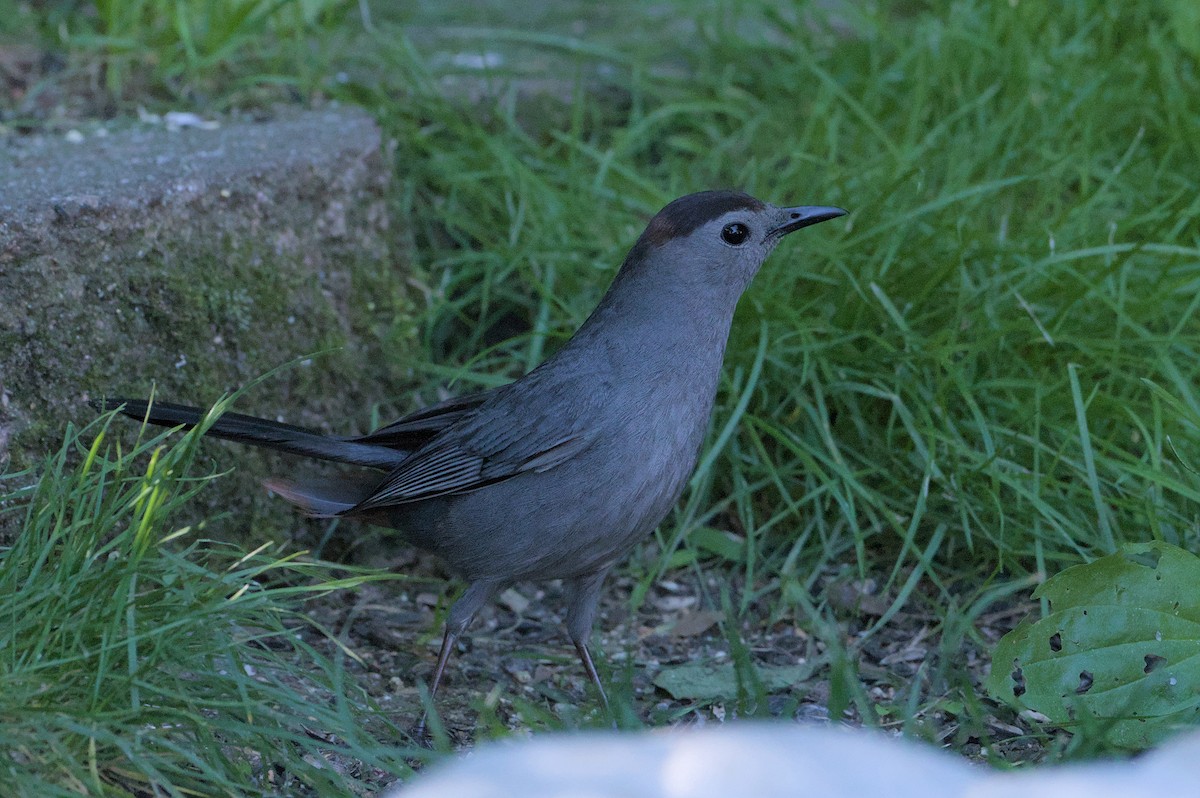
[986,542,1200,749]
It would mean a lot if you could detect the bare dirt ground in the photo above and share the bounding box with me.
[291,532,1046,774]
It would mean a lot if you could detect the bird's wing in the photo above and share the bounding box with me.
[350,389,495,450]
[348,367,605,512]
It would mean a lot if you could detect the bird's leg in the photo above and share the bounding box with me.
[564,567,615,718]
[426,627,457,701]
[573,639,611,713]
[413,579,499,740]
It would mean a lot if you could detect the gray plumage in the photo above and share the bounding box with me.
[100,190,846,721]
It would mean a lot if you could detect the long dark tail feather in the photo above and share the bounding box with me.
[95,398,408,470]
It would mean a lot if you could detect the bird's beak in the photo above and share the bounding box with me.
[771,205,848,237]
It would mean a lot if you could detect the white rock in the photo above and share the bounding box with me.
[390,724,1200,798]
[394,725,973,798]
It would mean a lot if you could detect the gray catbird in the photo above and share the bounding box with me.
[100,190,846,717]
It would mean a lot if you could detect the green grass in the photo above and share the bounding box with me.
[365,6,1200,583]
[18,0,353,103]
[0,407,421,796]
[4,0,1200,789]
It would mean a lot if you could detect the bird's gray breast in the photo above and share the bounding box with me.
[389,293,733,582]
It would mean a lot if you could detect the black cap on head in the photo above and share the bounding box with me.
[623,190,766,268]
[641,191,766,245]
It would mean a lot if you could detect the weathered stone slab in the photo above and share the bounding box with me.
[0,107,412,540]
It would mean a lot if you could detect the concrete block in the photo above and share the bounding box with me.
[0,107,412,542]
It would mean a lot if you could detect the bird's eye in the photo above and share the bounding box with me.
[721,223,750,246]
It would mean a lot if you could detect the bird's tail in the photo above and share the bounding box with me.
[96,398,407,470]
[263,475,380,517]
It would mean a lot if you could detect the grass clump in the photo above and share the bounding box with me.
[0,405,413,797]
[22,0,353,103]
[359,0,1200,585]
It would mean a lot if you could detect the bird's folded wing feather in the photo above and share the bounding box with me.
[350,389,494,450]
[349,371,604,512]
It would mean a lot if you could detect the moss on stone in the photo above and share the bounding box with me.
[0,108,419,546]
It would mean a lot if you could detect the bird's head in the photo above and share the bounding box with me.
[618,190,846,298]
